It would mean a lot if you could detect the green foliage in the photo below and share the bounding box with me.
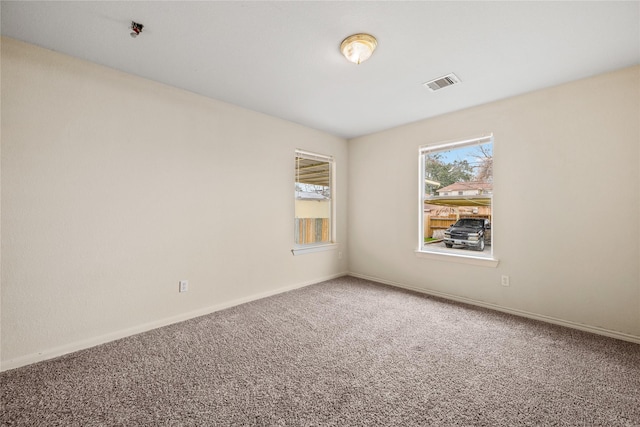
[425,153,474,194]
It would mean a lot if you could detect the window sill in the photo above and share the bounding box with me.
[415,249,499,267]
[292,243,338,256]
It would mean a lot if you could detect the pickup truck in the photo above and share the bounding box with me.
[443,218,491,251]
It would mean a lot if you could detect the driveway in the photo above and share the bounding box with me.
[423,240,493,258]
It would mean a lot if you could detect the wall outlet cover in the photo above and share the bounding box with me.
[179,280,189,292]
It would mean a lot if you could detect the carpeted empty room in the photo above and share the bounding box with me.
[2,2,640,426]
[2,276,639,426]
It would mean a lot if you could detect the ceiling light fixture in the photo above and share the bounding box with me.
[130,21,144,38]
[340,33,377,65]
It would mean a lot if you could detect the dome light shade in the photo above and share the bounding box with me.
[340,33,377,64]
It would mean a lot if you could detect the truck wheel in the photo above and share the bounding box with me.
[445,243,453,248]
[475,237,485,251]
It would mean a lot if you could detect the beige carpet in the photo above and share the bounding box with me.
[2,276,639,426]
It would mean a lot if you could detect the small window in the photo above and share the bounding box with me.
[419,135,494,260]
[294,150,335,252]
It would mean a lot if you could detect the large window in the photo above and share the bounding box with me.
[293,150,335,254]
[419,135,494,260]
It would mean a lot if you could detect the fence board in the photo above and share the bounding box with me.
[424,215,491,238]
[295,218,330,245]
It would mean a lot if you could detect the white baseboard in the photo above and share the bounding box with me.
[1,272,349,372]
[348,272,640,345]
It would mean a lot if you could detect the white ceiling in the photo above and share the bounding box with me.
[2,1,639,139]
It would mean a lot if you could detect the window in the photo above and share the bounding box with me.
[418,135,495,262]
[293,150,335,255]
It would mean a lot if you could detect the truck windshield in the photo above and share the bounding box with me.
[456,219,483,227]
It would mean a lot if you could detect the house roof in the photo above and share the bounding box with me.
[295,191,328,201]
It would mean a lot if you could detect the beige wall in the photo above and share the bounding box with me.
[1,38,348,369]
[295,200,331,219]
[349,66,640,340]
[2,36,639,370]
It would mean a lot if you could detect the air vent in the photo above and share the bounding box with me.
[423,73,460,91]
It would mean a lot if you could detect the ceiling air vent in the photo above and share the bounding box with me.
[423,73,460,91]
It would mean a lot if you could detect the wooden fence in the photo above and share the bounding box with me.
[295,218,330,245]
[424,215,491,239]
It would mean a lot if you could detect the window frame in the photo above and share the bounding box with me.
[292,149,337,256]
[416,134,499,267]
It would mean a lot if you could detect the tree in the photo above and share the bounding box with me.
[425,153,474,195]
[472,145,493,182]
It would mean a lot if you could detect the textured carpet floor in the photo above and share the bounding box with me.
[1,276,639,426]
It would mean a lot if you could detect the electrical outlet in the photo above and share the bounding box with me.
[179,280,189,293]
[501,275,510,287]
